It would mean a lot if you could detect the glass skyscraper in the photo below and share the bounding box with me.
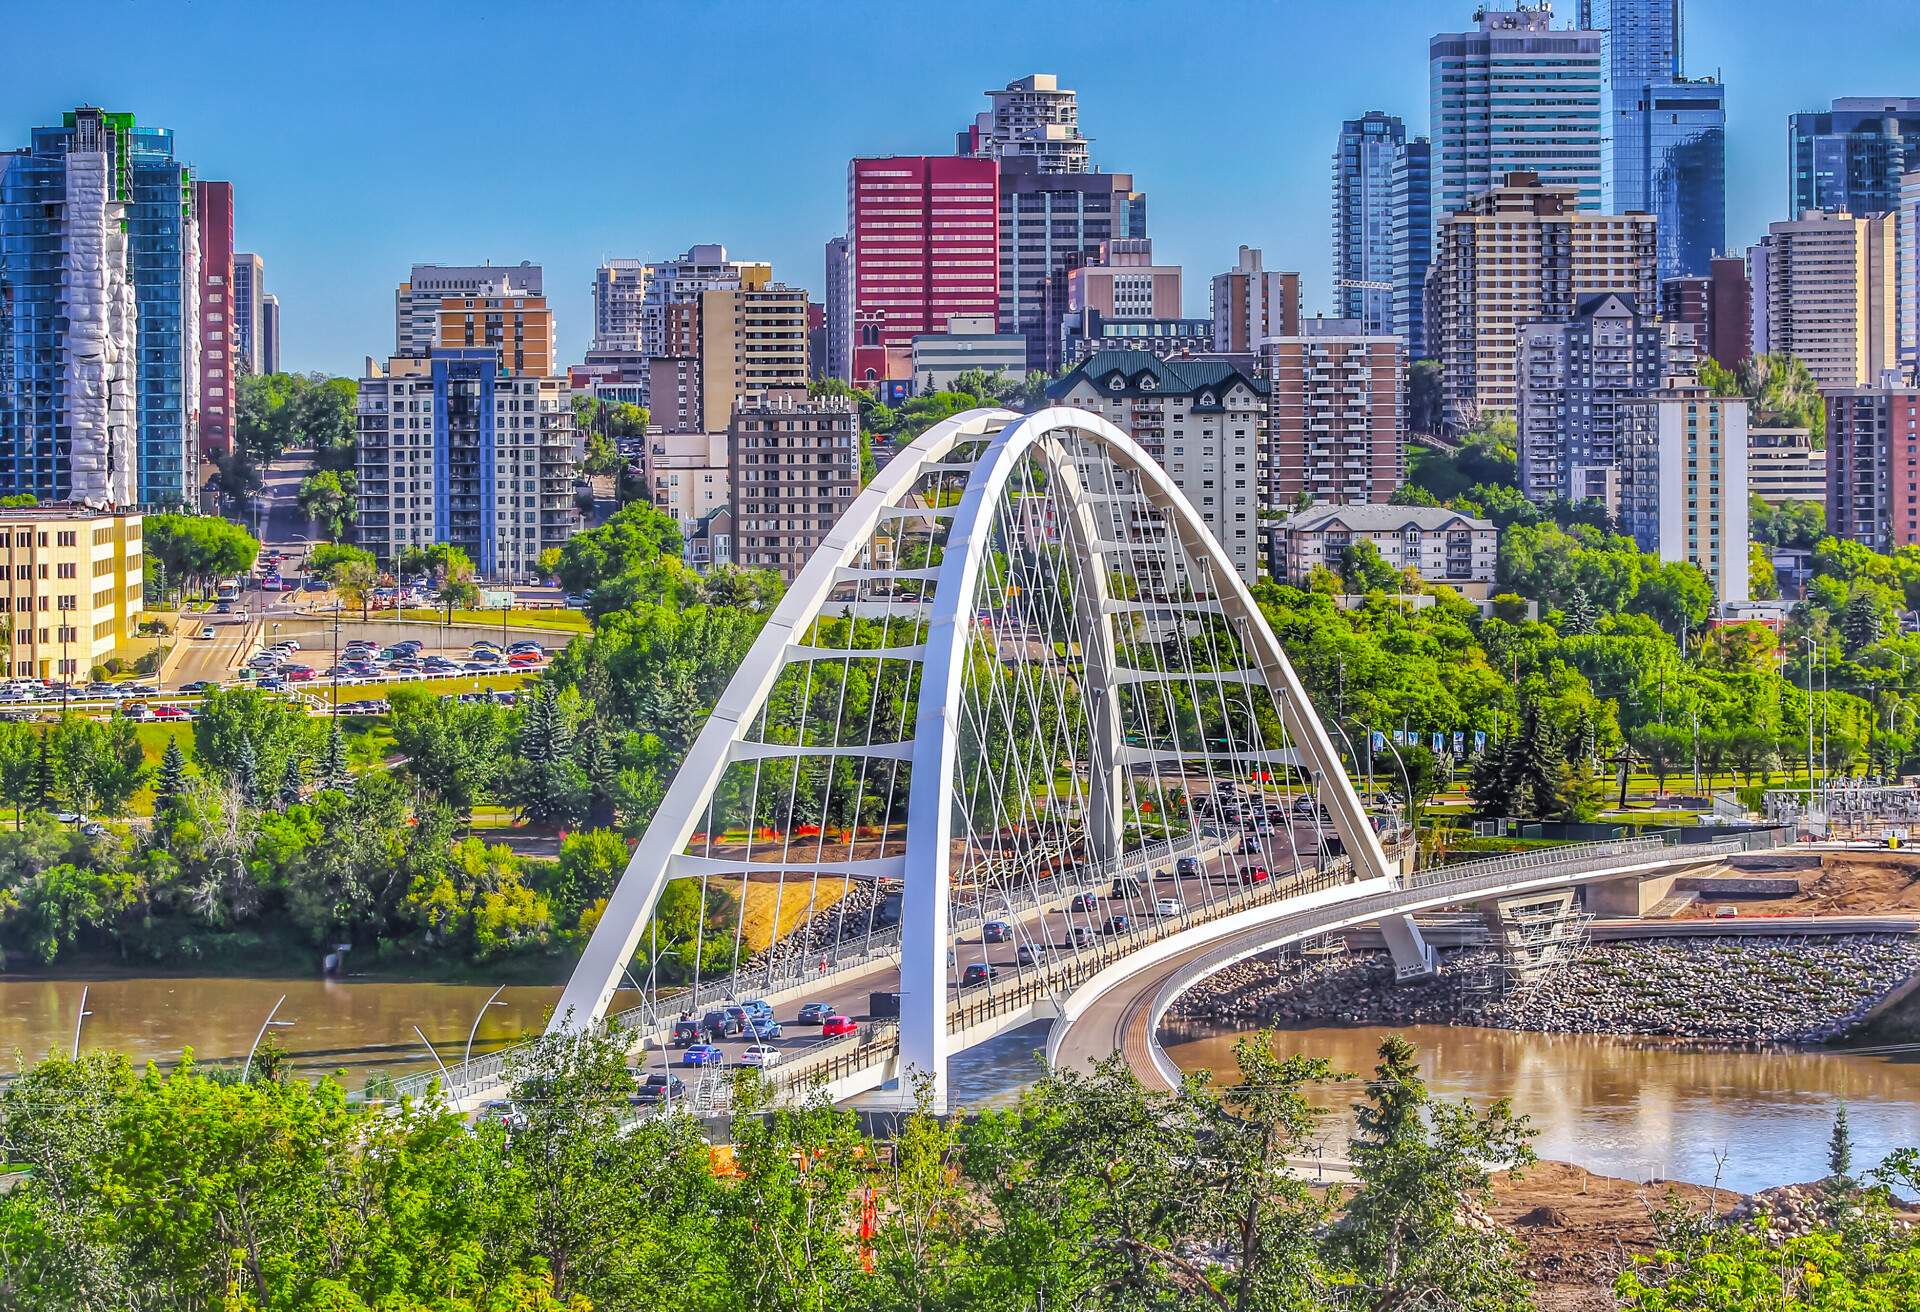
[1391,137,1433,361]
[1332,112,1404,337]
[1790,99,1920,220]
[1589,0,1725,279]
[0,107,197,507]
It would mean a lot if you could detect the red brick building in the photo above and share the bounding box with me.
[192,179,234,458]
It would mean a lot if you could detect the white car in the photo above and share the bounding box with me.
[1155,897,1185,917]
[738,1044,782,1069]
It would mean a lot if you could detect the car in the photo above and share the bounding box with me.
[284,667,316,682]
[199,626,218,639]
[1155,897,1185,917]
[738,1044,783,1069]
[702,1009,743,1040]
[476,1099,528,1132]
[961,962,999,987]
[1102,914,1134,934]
[508,641,545,655]
[276,639,302,652]
[748,1017,784,1039]
[152,705,190,721]
[563,592,590,608]
[258,677,287,691]
[122,703,153,721]
[1238,865,1272,884]
[359,698,391,714]
[179,680,219,694]
[80,820,107,838]
[461,661,497,673]
[394,640,423,654]
[1068,892,1100,913]
[1175,856,1202,878]
[260,576,283,592]
[680,1043,724,1067]
[797,1002,834,1025]
[982,919,1011,943]
[819,1015,858,1038]
[1016,944,1040,966]
[424,659,459,674]
[85,682,118,697]
[470,639,503,652]
[468,650,503,666]
[54,810,84,824]
[1066,926,1096,948]
[671,1018,703,1046]
[303,578,328,592]
[740,998,774,1021]
[632,1072,687,1105]
[508,651,541,667]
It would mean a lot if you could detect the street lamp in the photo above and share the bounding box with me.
[241,993,295,1082]
[1801,635,1817,802]
[71,984,93,1060]
[462,984,509,1068]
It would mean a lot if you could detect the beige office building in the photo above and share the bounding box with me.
[0,508,144,679]
[700,281,810,433]
[729,389,860,581]
[1746,427,1826,504]
[1430,173,1658,432]
[1751,211,1897,390]
[1619,388,1751,605]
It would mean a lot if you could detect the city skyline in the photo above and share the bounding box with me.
[3,0,1917,376]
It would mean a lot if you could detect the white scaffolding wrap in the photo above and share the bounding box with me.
[61,150,137,506]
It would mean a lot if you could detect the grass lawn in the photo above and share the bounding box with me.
[388,608,591,633]
[328,672,530,703]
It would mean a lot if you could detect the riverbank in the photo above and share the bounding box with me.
[1167,934,1920,1043]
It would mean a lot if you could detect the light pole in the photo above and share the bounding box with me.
[462,984,508,1068]
[71,984,93,1060]
[1802,635,1817,801]
[241,993,294,1082]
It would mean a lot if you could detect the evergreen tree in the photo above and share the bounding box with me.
[1468,737,1515,821]
[518,683,573,764]
[1511,701,1564,819]
[1560,585,1596,635]
[317,721,350,792]
[574,714,620,830]
[1839,592,1884,653]
[1828,1102,1854,1181]
[234,734,262,808]
[32,734,52,810]
[155,738,189,813]
[278,754,305,808]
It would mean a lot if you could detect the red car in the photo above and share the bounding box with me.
[819,1015,857,1038]
[152,705,190,720]
[282,666,316,682]
[1239,865,1271,884]
[507,651,541,667]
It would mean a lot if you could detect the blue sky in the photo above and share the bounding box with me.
[5,0,1918,377]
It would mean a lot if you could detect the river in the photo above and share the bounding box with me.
[6,975,1918,1195]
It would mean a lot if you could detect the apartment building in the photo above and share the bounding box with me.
[1060,312,1214,367]
[1211,246,1300,354]
[998,156,1145,374]
[643,431,730,530]
[1268,504,1496,598]
[699,282,809,432]
[1751,211,1897,390]
[1903,170,1919,372]
[956,73,1090,173]
[354,346,581,581]
[1746,427,1827,505]
[0,106,200,507]
[1265,320,1407,519]
[1618,387,1750,605]
[1826,378,1920,549]
[231,252,266,375]
[1048,351,1264,582]
[394,262,543,359]
[592,259,648,352]
[1333,112,1423,339]
[1067,239,1181,321]
[1662,256,1751,371]
[1790,98,1920,220]
[728,389,860,581]
[1516,293,1691,506]
[193,181,235,458]
[0,507,144,680]
[1429,173,1658,431]
[824,235,852,382]
[259,294,280,374]
[435,294,555,377]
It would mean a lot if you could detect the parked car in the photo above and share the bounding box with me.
[738,1044,783,1069]
[631,1072,687,1105]
[982,919,1011,943]
[680,1044,724,1067]
[302,578,328,592]
[122,703,153,722]
[284,666,316,682]
[179,680,219,693]
[671,1018,703,1046]
[276,639,302,652]
[1154,897,1185,917]
[1102,914,1134,934]
[508,641,545,656]
[961,963,999,988]
[508,652,541,667]
[819,1015,857,1038]
[797,1002,834,1025]
[257,677,286,691]
[152,705,190,721]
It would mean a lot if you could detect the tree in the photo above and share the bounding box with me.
[234,734,264,807]
[1828,1102,1854,1181]
[154,736,191,817]
[1408,358,1443,434]
[1841,590,1887,653]
[278,753,305,808]
[1749,541,1780,601]
[1630,723,1692,796]
[143,513,260,601]
[316,720,350,792]
[390,688,510,821]
[506,684,587,827]
[0,720,39,829]
[554,501,686,599]
[296,469,358,541]
[1560,585,1597,635]
[48,715,145,817]
[1341,540,1403,594]
[1629,559,1714,635]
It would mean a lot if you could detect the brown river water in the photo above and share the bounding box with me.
[5,976,1917,1194]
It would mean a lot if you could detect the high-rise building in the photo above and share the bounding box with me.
[1429,5,1604,240]
[1059,312,1214,367]
[259,294,280,375]
[1707,255,1752,370]
[1587,0,1724,279]
[193,181,235,458]
[231,252,266,375]
[1391,136,1434,359]
[1618,385,1751,604]
[1516,293,1690,505]
[643,430,730,532]
[0,506,145,680]
[1900,170,1920,372]
[998,157,1145,373]
[434,294,556,378]
[728,388,860,581]
[1750,211,1898,390]
[354,348,580,580]
[637,245,769,361]
[1429,172,1658,431]
[911,315,1028,392]
[848,156,1000,387]
[1827,379,1920,549]
[395,262,543,358]
[1048,351,1266,582]
[956,73,1090,173]
[1066,239,1181,321]
[1789,99,1920,221]
[1265,320,1407,520]
[700,282,809,431]
[0,106,200,507]
[1333,112,1409,337]
[592,259,648,352]
[1211,246,1300,354]
[824,236,852,382]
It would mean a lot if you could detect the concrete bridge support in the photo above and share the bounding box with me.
[1380,913,1438,980]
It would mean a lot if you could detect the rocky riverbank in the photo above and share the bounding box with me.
[1167,934,1920,1043]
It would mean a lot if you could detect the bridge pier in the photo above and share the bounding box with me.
[1379,913,1439,981]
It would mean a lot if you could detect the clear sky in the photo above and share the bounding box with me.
[5,0,1917,377]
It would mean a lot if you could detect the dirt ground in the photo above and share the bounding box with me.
[1488,1161,1735,1312]
[1674,851,1920,919]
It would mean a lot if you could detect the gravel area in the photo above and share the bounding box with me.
[1170,935,1920,1043]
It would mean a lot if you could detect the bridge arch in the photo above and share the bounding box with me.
[550,405,1399,1105]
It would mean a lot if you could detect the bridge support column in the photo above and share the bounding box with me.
[1379,914,1438,981]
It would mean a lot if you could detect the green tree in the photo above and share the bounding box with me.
[316,720,350,792]
[143,513,261,602]
[48,715,145,818]
[1630,723,1693,795]
[390,687,510,821]
[1341,539,1403,594]
[277,753,305,808]
[296,469,358,540]
[1829,1102,1854,1181]
[0,720,40,829]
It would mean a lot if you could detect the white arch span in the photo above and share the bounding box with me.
[549,406,1401,1103]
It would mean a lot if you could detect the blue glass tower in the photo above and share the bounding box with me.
[1589,0,1725,279]
[1789,99,1920,220]
[0,107,195,507]
[1332,112,1404,337]
[1391,138,1432,360]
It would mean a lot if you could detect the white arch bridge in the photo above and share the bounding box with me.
[400,407,1792,1111]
